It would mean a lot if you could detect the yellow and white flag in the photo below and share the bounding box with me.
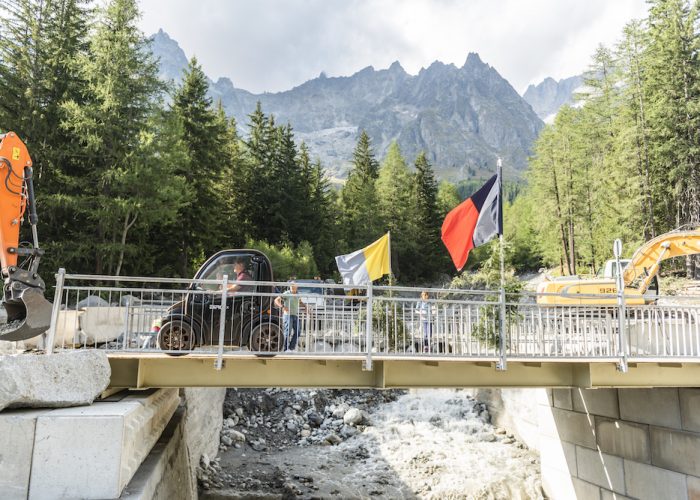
[335,233,391,285]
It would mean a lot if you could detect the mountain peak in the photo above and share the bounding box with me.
[523,74,584,120]
[149,29,188,83]
[463,52,484,67]
[388,60,405,73]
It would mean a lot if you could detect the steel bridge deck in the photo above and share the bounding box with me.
[107,353,700,390]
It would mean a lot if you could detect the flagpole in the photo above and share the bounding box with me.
[387,231,393,297]
[497,156,507,371]
[497,158,505,290]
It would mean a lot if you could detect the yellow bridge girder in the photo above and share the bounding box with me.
[107,354,700,389]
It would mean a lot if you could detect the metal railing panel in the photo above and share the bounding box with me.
[42,274,700,365]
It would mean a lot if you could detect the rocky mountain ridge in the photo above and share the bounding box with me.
[523,75,583,123]
[150,29,544,180]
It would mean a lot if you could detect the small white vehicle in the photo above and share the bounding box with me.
[295,279,327,309]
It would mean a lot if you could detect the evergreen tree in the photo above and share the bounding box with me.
[376,141,418,280]
[340,130,382,250]
[643,0,700,275]
[60,0,184,275]
[617,20,657,240]
[0,0,91,274]
[166,57,231,274]
[412,151,442,279]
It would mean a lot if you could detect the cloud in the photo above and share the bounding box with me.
[137,0,648,93]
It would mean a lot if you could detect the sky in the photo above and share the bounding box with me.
[137,0,648,95]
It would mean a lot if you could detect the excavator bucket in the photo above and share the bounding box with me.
[0,288,53,342]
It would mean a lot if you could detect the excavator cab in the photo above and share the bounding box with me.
[0,132,52,341]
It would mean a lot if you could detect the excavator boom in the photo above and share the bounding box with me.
[0,132,52,341]
[537,227,700,305]
[622,227,700,293]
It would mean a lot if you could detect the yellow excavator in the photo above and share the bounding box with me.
[0,132,52,340]
[536,227,700,305]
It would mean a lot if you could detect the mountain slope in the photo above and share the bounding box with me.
[150,30,543,180]
[523,75,583,122]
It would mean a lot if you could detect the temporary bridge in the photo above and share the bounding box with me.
[29,271,700,389]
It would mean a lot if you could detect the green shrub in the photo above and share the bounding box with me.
[245,239,319,281]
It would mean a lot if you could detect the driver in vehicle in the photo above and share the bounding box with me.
[229,258,253,292]
[214,259,253,293]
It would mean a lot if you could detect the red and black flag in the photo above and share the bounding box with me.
[441,173,502,271]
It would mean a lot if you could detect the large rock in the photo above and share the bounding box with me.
[0,351,110,411]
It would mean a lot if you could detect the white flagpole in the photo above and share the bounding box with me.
[387,231,392,278]
[497,156,507,371]
[497,158,505,290]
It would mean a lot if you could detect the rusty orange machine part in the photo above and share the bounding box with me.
[0,131,53,342]
[0,132,32,272]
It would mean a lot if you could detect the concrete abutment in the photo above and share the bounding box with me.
[0,387,226,499]
[477,387,700,499]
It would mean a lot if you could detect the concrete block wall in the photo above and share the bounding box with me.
[540,387,700,500]
[0,389,179,500]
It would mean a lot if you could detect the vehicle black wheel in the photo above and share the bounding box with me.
[250,322,282,352]
[158,321,196,353]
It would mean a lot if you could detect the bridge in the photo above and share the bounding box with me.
[6,271,700,500]
[35,271,700,390]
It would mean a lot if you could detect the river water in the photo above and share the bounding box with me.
[204,389,543,499]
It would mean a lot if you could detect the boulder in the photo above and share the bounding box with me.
[307,412,323,427]
[343,408,363,425]
[323,433,342,445]
[0,351,110,411]
[76,295,109,309]
[119,295,142,306]
[340,424,358,438]
[229,430,246,442]
[332,403,349,419]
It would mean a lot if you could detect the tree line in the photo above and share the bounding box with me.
[508,0,700,278]
[0,0,464,284]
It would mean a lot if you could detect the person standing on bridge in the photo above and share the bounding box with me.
[275,281,307,352]
[417,291,434,352]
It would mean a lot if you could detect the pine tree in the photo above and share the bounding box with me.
[340,130,382,250]
[413,151,442,279]
[643,0,700,276]
[0,0,91,274]
[60,0,184,275]
[376,141,418,280]
[167,57,231,275]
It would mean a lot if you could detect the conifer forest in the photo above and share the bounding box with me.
[1,0,699,284]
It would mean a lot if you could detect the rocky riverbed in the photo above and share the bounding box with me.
[198,388,543,499]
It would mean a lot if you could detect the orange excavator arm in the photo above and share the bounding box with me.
[0,132,52,341]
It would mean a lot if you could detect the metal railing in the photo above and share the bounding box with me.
[42,270,700,372]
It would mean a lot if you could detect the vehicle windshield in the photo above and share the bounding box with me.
[596,259,632,278]
[294,280,323,296]
[199,255,254,291]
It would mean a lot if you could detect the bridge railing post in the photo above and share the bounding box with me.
[496,286,507,371]
[45,267,66,355]
[613,239,628,373]
[363,283,373,371]
[215,274,228,371]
